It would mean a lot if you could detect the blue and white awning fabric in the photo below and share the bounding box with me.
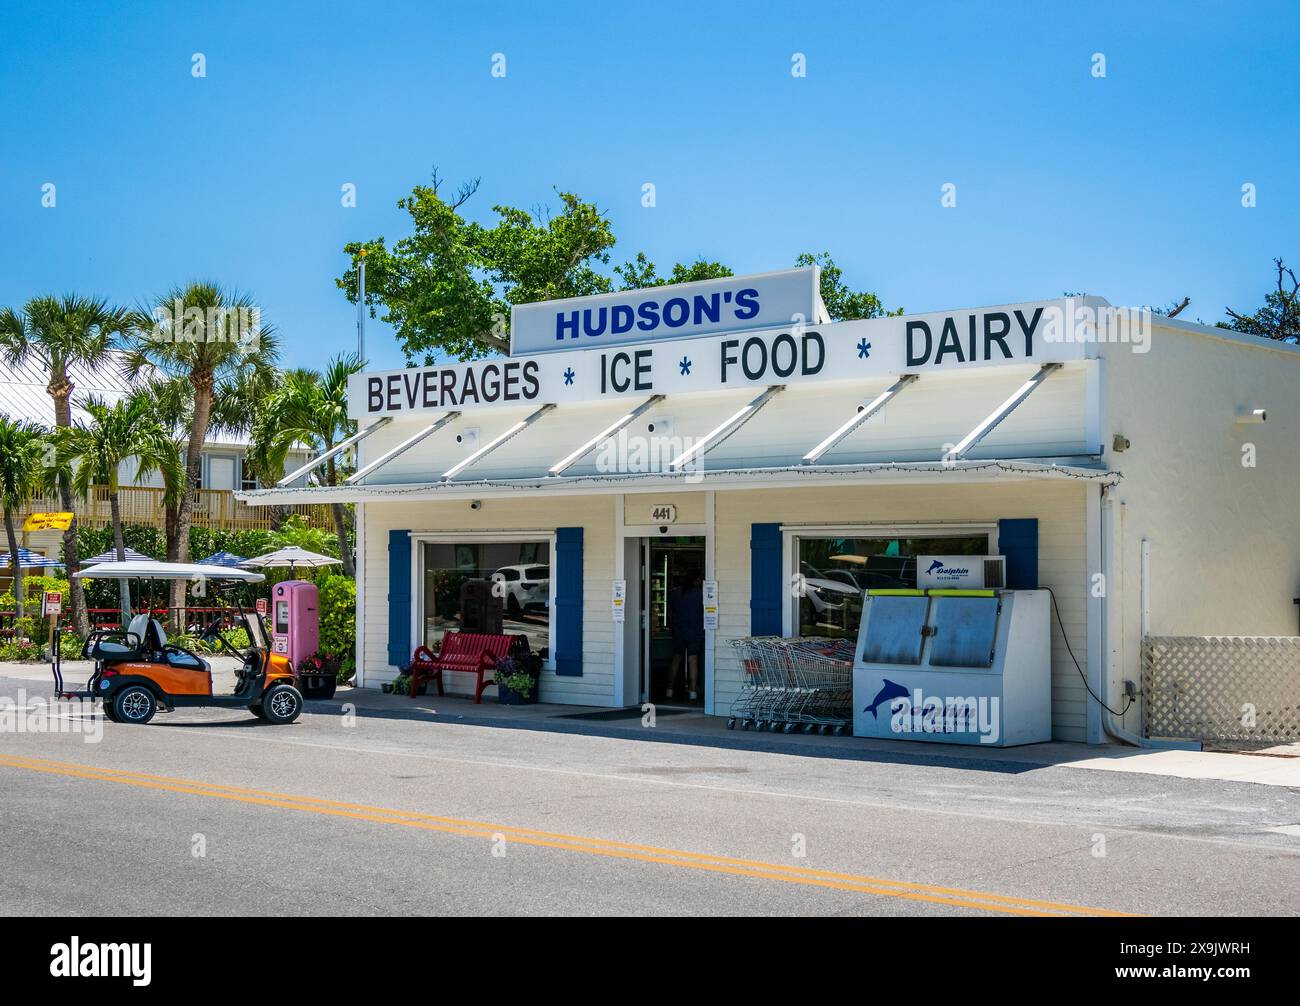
[197,550,249,567]
[0,547,64,569]
[80,547,153,564]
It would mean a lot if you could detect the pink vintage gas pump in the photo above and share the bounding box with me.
[271,580,332,698]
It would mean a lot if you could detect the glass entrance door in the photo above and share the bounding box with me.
[641,536,706,707]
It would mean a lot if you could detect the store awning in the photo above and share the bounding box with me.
[237,458,1119,506]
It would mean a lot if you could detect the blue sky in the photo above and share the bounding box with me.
[1,1,1295,373]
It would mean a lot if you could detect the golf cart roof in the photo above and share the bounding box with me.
[71,560,266,582]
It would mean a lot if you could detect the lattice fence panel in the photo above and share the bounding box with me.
[1142,636,1300,745]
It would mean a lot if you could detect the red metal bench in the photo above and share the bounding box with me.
[409,632,527,703]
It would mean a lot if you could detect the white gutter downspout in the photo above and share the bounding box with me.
[1099,493,1199,750]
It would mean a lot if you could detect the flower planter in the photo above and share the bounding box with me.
[496,676,539,705]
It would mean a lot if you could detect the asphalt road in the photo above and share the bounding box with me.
[2,663,1299,916]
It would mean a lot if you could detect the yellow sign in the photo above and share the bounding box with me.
[22,512,74,532]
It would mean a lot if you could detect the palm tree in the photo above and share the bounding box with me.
[218,365,293,530]
[0,295,133,634]
[58,395,171,619]
[122,283,279,614]
[0,418,55,620]
[264,356,361,576]
[131,376,198,568]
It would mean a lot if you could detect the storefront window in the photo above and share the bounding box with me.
[795,533,990,638]
[422,540,551,659]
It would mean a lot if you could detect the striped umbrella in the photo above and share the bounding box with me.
[80,547,153,564]
[198,550,248,567]
[0,547,64,569]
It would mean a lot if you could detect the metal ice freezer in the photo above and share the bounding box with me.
[852,588,1050,746]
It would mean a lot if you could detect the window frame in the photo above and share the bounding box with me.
[409,530,558,671]
[238,455,260,492]
[781,523,998,638]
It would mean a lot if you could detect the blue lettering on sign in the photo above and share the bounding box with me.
[554,287,764,342]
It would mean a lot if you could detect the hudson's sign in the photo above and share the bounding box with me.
[509,267,827,356]
[350,298,1091,419]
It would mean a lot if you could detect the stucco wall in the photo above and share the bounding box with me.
[1101,322,1300,730]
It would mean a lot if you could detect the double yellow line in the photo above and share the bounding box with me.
[0,753,1135,916]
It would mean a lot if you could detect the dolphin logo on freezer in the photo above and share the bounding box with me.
[926,559,945,574]
[865,679,909,719]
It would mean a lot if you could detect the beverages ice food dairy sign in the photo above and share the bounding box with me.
[351,300,1084,419]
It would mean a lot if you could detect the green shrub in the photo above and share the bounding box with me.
[316,574,356,680]
[0,638,43,661]
[192,626,251,654]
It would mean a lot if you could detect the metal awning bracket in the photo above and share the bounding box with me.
[944,363,1062,462]
[801,375,917,464]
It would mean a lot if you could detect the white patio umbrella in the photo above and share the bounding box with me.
[241,546,342,577]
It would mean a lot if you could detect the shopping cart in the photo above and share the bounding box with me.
[726,636,854,736]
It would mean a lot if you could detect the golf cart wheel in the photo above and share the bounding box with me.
[112,685,157,725]
[101,701,118,723]
[261,683,303,725]
[726,718,736,729]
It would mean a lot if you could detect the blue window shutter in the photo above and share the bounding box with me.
[555,527,584,676]
[998,519,1039,589]
[387,530,412,666]
[750,522,783,636]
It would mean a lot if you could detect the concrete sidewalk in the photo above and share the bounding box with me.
[7,658,1300,789]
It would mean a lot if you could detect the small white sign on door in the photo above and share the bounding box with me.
[611,579,626,623]
[702,579,719,631]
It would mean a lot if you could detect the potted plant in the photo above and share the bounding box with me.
[384,665,427,697]
[494,655,540,705]
[297,650,341,700]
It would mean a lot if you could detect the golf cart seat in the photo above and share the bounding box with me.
[148,618,208,671]
[91,613,152,664]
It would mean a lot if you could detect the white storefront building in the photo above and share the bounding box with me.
[240,268,1300,745]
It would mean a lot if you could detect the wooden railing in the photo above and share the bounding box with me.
[18,485,334,532]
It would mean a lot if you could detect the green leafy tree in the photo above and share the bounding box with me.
[337,175,616,363]
[58,395,172,617]
[1221,258,1300,343]
[613,253,734,289]
[121,283,279,615]
[794,252,902,320]
[0,295,133,633]
[0,418,55,620]
[338,176,895,363]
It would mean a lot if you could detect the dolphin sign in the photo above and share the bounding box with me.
[926,559,945,574]
[865,679,909,719]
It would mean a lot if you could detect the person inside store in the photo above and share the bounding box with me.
[666,572,704,702]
